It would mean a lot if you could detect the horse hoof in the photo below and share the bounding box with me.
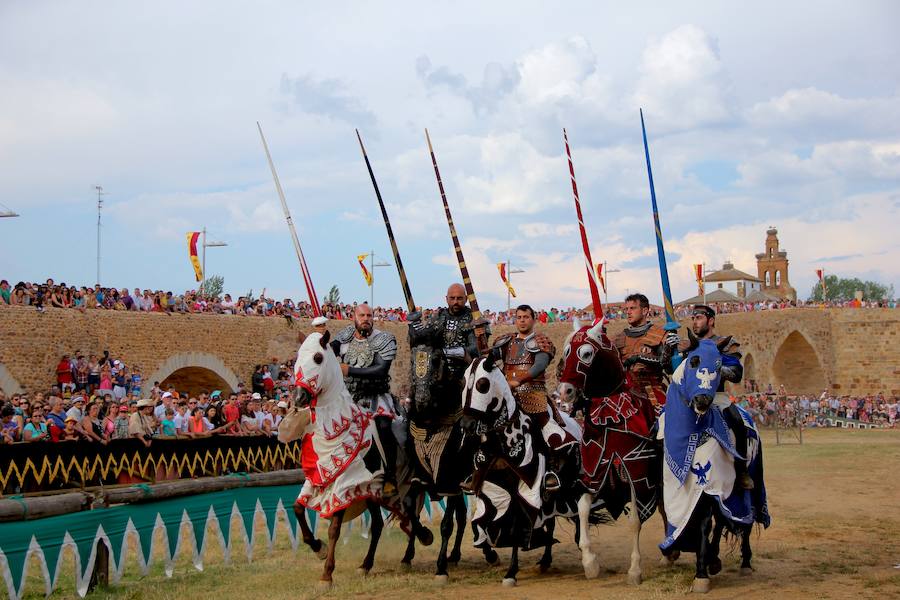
[502,578,517,588]
[536,562,550,574]
[740,567,754,576]
[484,549,500,567]
[317,580,333,591]
[316,546,328,561]
[659,554,677,567]
[400,561,412,572]
[627,572,642,585]
[448,552,461,565]
[691,578,711,593]
[416,528,434,546]
[583,556,601,579]
[357,567,370,577]
[434,574,449,585]
[708,558,722,576]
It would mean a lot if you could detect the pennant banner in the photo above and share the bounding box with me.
[816,268,827,298]
[497,263,516,298]
[694,263,704,296]
[186,232,203,282]
[595,263,607,294]
[358,254,372,287]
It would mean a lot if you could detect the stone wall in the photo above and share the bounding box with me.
[0,306,897,398]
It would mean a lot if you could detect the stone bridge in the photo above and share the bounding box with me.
[0,307,896,397]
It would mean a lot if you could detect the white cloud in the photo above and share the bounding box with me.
[518,222,578,238]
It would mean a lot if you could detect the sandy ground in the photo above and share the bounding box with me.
[20,428,900,599]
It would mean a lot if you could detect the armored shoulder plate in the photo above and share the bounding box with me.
[643,324,667,346]
[613,331,626,351]
[334,325,356,344]
[369,329,398,361]
[491,333,515,350]
[531,332,557,358]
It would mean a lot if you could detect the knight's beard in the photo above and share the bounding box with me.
[355,322,373,337]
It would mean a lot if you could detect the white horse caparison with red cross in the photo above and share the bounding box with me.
[278,331,391,588]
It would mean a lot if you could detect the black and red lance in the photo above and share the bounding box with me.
[424,129,490,354]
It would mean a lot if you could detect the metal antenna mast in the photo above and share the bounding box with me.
[94,185,107,285]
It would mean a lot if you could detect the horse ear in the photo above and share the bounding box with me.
[716,335,733,352]
[687,329,700,351]
[482,357,494,373]
[586,318,605,341]
[319,330,331,348]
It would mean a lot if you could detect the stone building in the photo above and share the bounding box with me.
[756,227,797,301]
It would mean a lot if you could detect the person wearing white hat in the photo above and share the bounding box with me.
[129,399,156,447]
[155,392,174,421]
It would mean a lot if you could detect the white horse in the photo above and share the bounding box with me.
[279,331,391,587]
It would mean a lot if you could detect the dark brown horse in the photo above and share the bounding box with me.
[556,320,660,584]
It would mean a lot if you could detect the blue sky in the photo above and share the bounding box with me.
[1,1,898,310]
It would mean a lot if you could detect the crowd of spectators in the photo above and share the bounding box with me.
[0,350,300,446]
[732,389,897,429]
[4,278,893,327]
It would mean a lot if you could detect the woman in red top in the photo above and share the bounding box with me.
[56,356,73,389]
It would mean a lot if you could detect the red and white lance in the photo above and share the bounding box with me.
[563,129,604,319]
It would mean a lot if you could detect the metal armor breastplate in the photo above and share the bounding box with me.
[343,336,390,401]
[503,336,548,414]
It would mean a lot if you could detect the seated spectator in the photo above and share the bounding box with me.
[23,407,49,442]
[61,416,80,440]
[129,399,156,447]
[80,401,107,444]
[113,402,131,440]
[1,404,18,443]
[159,407,177,437]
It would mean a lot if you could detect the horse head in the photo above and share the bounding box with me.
[674,335,732,416]
[461,355,517,435]
[293,330,342,409]
[556,319,626,407]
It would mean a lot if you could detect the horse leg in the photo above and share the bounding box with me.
[293,501,326,559]
[740,525,754,575]
[448,495,466,564]
[577,492,600,579]
[707,517,724,576]
[537,518,555,573]
[358,501,383,576]
[319,510,345,588]
[502,513,519,587]
[434,496,457,583]
[402,485,434,547]
[626,487,643,585]
[691,501,713,593]
[401,534,416,570]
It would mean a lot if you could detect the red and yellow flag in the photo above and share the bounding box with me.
[358,254,372,286]
[694,263,704,296]
[186,232,203,282]
[497,263,516,298]
[816,269,827,298]
[594,262,607,294]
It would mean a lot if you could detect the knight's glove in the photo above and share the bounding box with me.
[407,311,423,323]
[443,347,465,359]
[664,332,681,348]
[720,365,739,383]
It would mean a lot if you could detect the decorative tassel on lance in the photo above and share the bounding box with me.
[639,110,680,332]
[424,129,490,353]
[562,129,604,320]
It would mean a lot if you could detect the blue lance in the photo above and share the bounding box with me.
[639,109,680,333]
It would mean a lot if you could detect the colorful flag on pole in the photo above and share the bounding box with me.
[497,263,516,298]
[594,263,607,294]
[186,232,203,282]
[694,264,704,296]
[358,254,373,286]
[816,268,827,298]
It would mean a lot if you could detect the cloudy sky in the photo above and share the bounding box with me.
[1,1,898,310]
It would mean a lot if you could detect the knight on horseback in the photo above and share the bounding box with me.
[332,303,401,495]
[614,293,679,407]
[490,304,576,495]
[679,305,753,491]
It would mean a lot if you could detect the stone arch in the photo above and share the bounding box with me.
[0,363,25,395]
[772,330,827,395]
[743,352,758,393]
[147,353,240,398]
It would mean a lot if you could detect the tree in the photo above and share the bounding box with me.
[199,275,224,300]
[324,285,340,305]
[808,275,894,302]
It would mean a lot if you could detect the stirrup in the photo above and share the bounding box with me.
[543,471,561,493]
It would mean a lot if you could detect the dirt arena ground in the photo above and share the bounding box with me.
[22,428,900,599]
